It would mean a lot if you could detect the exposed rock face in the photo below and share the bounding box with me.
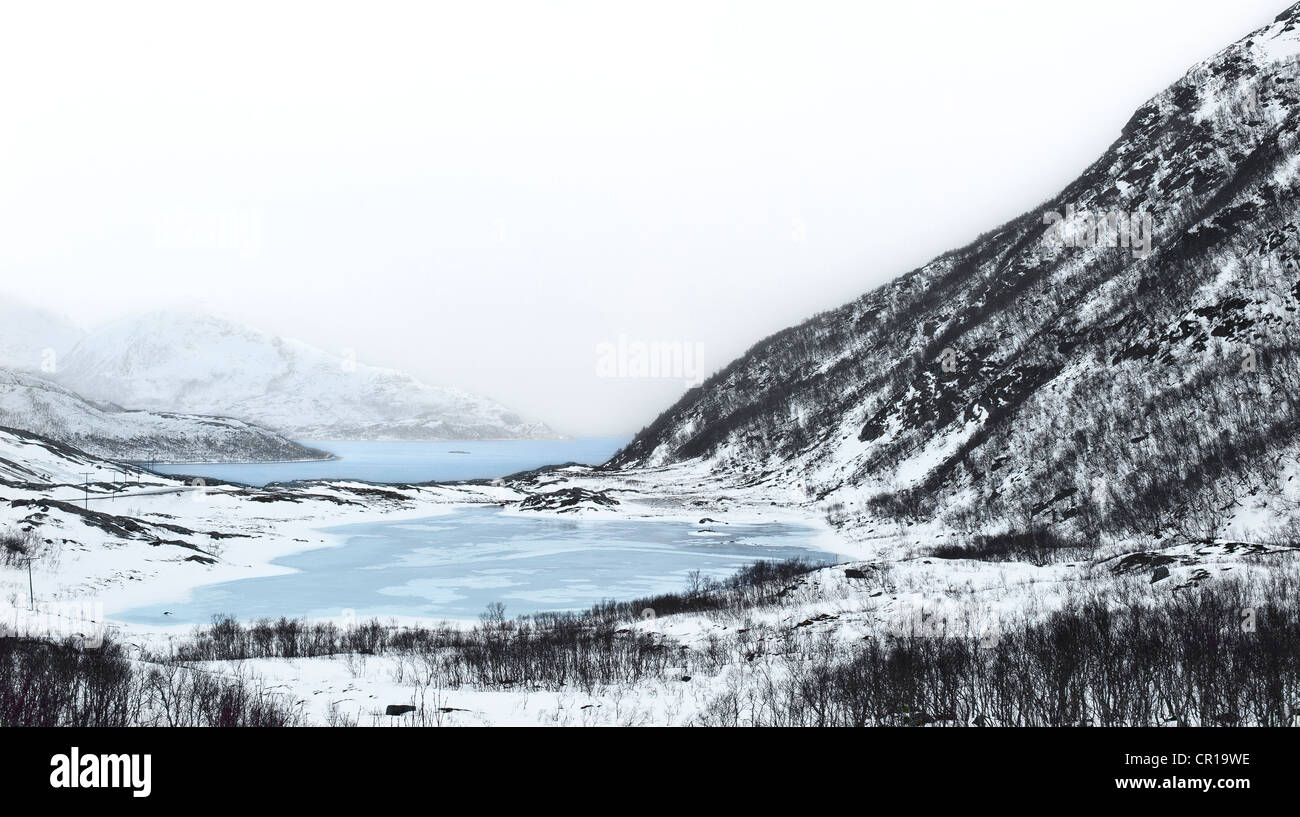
[518,487,620,513]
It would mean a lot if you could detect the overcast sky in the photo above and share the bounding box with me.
[0,0,1290,435]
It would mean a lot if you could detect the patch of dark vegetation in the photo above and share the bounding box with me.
[930,527,1087,565]
[0,527,40,567]
[586,557,828,620]
[0,634,302,727]
[700,570,1300,726]
[173,613,674,693]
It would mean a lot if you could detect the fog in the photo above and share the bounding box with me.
[0,0,1287,434]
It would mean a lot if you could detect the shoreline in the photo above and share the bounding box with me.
[137,454,341,467]
[91,466,856,635]
[1,449,860,643]
[136,435,632,473]
[106,496,851,635]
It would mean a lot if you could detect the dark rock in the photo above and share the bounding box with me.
[1112,552,1180,575]
[1174,568,1213,590]
[1150,565,1170,583]
[844,567,869,579]
[385,704,416,716]
[518,487,619,513]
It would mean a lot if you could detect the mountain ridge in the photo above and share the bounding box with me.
[0,368,329,464]
[612,4,1300,547]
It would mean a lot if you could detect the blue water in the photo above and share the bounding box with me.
[118,506,839,626]
[150,436,631,486]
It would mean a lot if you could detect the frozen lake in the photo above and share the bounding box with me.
[118,506,839,626]
[149,436,631,486]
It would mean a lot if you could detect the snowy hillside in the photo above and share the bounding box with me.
[0,424,133,485]
[614,5,1300,547]
[0,369,327,464]
[56,311,558,441]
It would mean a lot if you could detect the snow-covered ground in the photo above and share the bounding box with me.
[0,426,844,626]
[4,424,1293,726]
[120,530,1295,727]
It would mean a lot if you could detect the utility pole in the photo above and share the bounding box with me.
[26,557,34,610]
[80,472,93,509]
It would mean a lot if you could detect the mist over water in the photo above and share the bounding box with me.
[149,436,631,486]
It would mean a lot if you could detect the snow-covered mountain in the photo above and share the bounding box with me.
[0,300,323,462]
[56,311,557,441]
[0,369,327,464]
[0,298,82,373]
[613,5,1300,546]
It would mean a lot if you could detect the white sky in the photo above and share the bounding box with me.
[0,0,1289,435]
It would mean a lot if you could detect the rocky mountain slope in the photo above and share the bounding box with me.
[55,311,556,442]
[613,5,1300,547]
[0,369,327,464]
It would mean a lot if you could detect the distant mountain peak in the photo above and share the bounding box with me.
[54,310,559,442]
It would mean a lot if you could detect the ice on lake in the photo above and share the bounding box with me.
[117,506,841,626]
